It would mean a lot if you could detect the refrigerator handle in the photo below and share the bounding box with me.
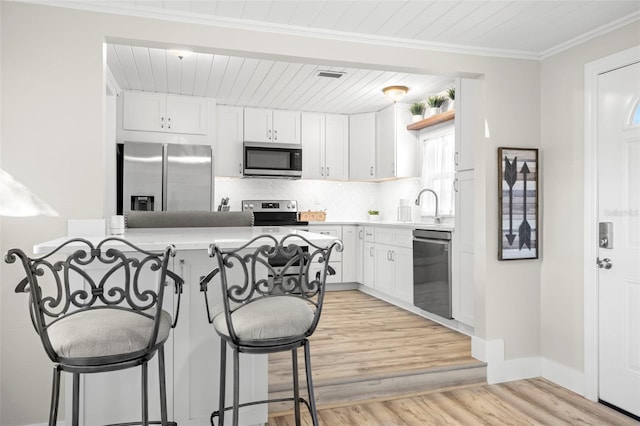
[162,144,168,211]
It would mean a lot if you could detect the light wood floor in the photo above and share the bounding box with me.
[269,290,485,409]
[268,290,638,425]
[268,378,638,425]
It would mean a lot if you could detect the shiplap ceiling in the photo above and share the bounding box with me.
[106,44,454,114]
[57,0,639,113]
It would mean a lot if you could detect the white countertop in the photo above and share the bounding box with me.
[305,220,455,232]
[34,226,338,254]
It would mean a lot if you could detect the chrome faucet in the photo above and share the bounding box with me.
[415,188,440,224]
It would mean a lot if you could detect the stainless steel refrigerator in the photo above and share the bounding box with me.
[117,142,213,214]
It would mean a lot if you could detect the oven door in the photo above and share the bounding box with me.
[243,142,302,178]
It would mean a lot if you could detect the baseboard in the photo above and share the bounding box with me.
[541,357,586,396]
[472,338,540,384]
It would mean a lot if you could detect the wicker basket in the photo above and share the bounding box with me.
[299,211,326,222]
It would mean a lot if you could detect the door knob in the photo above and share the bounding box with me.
[596,257,612,269]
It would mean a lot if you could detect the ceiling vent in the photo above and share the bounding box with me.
[317,71,345,79]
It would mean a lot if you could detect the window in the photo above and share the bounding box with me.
[629,96,640,127]
[419,125,455,217]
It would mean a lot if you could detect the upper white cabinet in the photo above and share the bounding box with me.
[215,105,244,177]
[455,78,484,171]
[324,114,349,180]
[349,113,376,180]
[301,113,348,180]
[122,91,208,135]
[244,108,301,144]
[375,103,417,179]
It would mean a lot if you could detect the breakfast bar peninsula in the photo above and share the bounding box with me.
[33,226,338,426]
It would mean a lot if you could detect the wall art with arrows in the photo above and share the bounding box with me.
[498,147,539,260]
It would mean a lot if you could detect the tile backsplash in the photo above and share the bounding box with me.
[215,177,424,222]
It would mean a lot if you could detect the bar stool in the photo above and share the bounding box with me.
[199,233,342,426]
[5,237,184,426]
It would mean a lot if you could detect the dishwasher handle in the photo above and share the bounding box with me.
[413,229,452,241]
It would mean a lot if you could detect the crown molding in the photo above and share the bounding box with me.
[20,0,540,61]
[540,10,640,60]
[18,0,639,62]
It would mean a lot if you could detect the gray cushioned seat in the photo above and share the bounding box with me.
[213,297,314,341]
[47,309,172,359]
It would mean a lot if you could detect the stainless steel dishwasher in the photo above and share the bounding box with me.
[413,229,453,319]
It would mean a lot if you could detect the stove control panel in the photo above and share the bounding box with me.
[242,200,298,213]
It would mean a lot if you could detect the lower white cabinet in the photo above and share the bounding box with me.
[309,225,343,284]
[373,243,413,304]
[341,225,358,282]
[360,226,413,304]
[363,241,375,289]
[452,170,475,326]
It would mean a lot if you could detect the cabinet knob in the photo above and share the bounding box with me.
[455,152,459,166]
[161,116,164,129]
[453,178,459,192]
[274,129,278,140]
[239,163,243,174]
[326,166,330,177]
[370,166,374,176]
[268,129,272,140]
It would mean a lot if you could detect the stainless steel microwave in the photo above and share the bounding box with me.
[243,142,302,178]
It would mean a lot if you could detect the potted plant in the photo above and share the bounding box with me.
[446,87,455,111]
[367,210,380,221]
[409,102,426,122]
[426,95,446,116]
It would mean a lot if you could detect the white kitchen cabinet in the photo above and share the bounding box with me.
[374,243,395,296]
[341,225,358,283]
[394,246,414,304]
[372,227,413,304]
[123,91,208,135]
[215,105,244,177]
[451,77,483,328]
[363,241,375,289]
[454,78,484,172]
[244,108,301,144]
[452,169,475,326]
[301,113,348,180]
[375,103,417,179]
[349,113,376,180]
[309,225,342,283]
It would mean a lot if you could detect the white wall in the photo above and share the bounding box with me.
[0,2,548,424]
[215,177,424,223]
[540,24,640,381]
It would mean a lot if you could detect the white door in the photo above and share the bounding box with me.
[301,112,325,179]
[597,60,640,418]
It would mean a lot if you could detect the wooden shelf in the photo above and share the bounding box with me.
[406,109,455,131]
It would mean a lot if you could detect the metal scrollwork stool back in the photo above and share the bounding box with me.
[200,233,342,426]
[5,237,184,426]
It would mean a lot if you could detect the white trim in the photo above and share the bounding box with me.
[541,357,586,396]
[541,12,640,59]
[19,0,640,61]
[17,0,536,60]
[471,338,540,384]
[583,45,640,402]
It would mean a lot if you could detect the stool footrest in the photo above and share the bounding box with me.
[106,422,177,426]
[211,397,311,423]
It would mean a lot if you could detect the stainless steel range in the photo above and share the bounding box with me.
[242,199,309,226]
